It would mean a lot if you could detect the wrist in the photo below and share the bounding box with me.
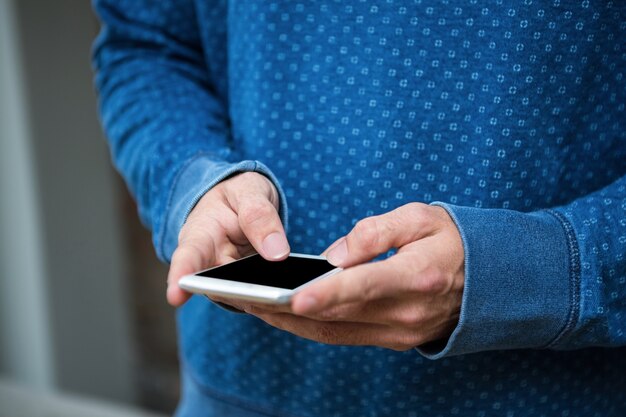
[416,203,572,359]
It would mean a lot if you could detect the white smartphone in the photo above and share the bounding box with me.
[179,253,341,305]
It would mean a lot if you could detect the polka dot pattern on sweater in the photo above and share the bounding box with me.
[93,1,626,416]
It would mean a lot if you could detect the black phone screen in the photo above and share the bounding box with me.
[197,254,337,290]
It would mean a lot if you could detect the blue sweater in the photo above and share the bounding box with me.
[93,1,626,416]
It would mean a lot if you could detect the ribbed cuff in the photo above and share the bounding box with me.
[156,156,289,262]
[416,203,575,359]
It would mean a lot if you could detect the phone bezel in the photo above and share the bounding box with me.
[178,253,341,305]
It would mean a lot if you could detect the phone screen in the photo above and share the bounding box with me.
[197,255,336,290]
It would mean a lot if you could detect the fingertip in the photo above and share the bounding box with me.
[321,236,345,258]
[326,238,348,267]
[292,293,320,315]
[167,284,191,307]
[261,231,290,260]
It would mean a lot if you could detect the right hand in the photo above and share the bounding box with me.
[166,172,289,306]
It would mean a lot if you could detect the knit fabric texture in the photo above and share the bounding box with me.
[93,1,626,416]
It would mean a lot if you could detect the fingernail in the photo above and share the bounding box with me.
[295,295,318,313]
[262,232,290,260]
[326,238,347,266]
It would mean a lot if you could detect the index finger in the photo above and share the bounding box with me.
[167,238,218,306]
[291,253,417,315]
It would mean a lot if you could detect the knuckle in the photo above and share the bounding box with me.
[171,244,197,264]
[353,218,381,251]
[381,213,404,236]
[392,308,424,328]
[401,202,428,228]
[178,216,222,245]
[177,232,195,248]
[225,172,255,191]
[176,234,203,252]
[239,202,275,227]
[403,202,426,219]
[417,267,449,295]
[195,188,222,211]
[229,172,275,200]
[398,203,428,221]
[173,239,215,268]
[360,273,381,301]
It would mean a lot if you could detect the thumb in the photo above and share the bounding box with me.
[167,239,216,307]
[227,174,289,261]
[324,203,437,268]
[237,197,289,260]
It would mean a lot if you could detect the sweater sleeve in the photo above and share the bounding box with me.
[420,174,626,359]
[92,0,287,262]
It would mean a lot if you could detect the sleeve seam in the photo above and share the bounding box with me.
[543,209,582,348]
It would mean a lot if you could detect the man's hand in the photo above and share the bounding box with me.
[166,172,288,306]
[243,203,465,351]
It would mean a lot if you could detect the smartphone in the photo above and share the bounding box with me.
[178,253,341,305]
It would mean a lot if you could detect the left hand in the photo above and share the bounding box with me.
[223,203,465,351]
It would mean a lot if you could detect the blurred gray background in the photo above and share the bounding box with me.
[0,1,180,415]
